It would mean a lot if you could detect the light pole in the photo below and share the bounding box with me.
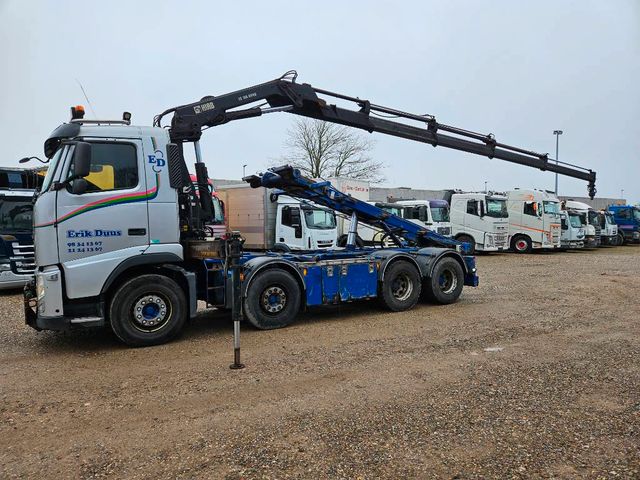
[621,189,624,200]
[553,130,563,195]
[242,164,247,177]
[484,181,488,194]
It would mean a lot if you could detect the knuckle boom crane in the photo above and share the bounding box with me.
[155,70,597,235]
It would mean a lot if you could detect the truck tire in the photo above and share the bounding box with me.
[244,269,301,329]
[337,234,364,248]
[109,274,187,347]
[511,235,532,253]
[456,234,476,254]
[422,257,464,304]
[617,232,625,246]
[379,260,421,312]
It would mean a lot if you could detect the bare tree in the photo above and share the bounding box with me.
[282,119,385,182]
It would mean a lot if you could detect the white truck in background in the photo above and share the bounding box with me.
[506,189,561,253]
[448,192,509,253]
[330,177,372,247]
[564,200,601,248]
[217,184,337,252]
[395,199,452,237]
[597,210,618,245]
[559,209,585,249]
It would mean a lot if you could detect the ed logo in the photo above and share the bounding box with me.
[148,150,166,172]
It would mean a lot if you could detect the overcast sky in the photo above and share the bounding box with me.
[1,1,638,201]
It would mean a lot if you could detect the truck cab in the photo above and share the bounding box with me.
[0,189,36,289]
[449,193,509,253]
[506,189,561,253]
[275,196,337,251]
[559,209,585,249]
[564,200,601,248]
[597,210,618,246]
[608,205,640,245]
[396,200,452,237]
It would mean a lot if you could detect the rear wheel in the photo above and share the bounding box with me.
[422,257,465,304]
[109,274,187,347]
[379,260,421,312]
[511,235,532,253]
[456,234,476,254]
[244,269,301,329]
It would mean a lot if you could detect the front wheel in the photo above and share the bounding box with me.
[379,260,421,312]
[336,234,364,248]
[511,235,532,254]
[616,232,625,246]
[109,274,187,347]
[422,257,464,305]
[244,269,301,330]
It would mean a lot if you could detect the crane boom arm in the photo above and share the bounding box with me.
[155,70,596,198]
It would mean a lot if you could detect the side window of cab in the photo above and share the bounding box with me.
[68,142,138,194]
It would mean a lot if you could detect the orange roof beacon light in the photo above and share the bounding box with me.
[70,105,85,120]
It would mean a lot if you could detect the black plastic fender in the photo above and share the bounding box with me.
[371,250,425,281]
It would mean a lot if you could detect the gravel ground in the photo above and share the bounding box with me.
[1,247,639,479]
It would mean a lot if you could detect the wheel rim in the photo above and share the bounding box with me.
[391,273,413,301]
[261,286,287,314]
[438,268,458,294]
[132,294,170,332]
[515,239,527,251]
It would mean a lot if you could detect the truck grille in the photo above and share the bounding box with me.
[317,240,334,249]
[10,242,35,275]
[495,233,508,247]
[437,227,451,236]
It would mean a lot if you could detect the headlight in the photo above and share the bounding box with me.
[36,274,45,300]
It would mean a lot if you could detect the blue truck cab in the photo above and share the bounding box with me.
[608,205,640,245]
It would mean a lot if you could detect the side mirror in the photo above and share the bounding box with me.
[71,178,88,195]
[478,202,485,217]
[73,142,92,178]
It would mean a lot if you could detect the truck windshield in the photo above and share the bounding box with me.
[212,197,224,225]
[40,147,65,192]
[604,213,615,225]
[587,210,599,226]
[569,214,583,228]
[634,209,640,221]
[543,201,560,215]
[0,196,33,231]
[382,206,403,217]
[431,206,449,222]
[486,198,508,218]
[303,209,336,230]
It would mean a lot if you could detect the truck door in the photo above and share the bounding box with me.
[279,205,305,250]
[56,139,150,268]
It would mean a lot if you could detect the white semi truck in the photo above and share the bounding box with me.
[559,209,585,249]
[564,200,601,248]
[597,210,618,246]
[449,192,509,253]
[217,184,337,252]
[506,189,562,253]
[396,200,452,237]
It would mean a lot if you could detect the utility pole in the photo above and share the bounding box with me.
[484,181,488,194]
[553,130,563,195]
[242,164,247,177]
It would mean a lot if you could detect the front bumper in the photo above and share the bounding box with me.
[24,276,103,332]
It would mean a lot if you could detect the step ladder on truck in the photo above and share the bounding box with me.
[25,71,597,347]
